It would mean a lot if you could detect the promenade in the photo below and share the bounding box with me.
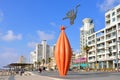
[38,71,120,80]
[0,74,53,80]
[0,71,120,80]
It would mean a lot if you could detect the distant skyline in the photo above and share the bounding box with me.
[0,0,120,68]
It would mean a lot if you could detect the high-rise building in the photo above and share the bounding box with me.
[18,56,26,63]
[30,51,37,63]
[80,18,95,55]
[50,44,55,57]
[87,4,120,69]
[30,40,54,66]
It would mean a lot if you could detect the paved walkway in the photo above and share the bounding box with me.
[36,71,120,80]
[1,71,120,80]
[0,75,53,80]
[14,75,53,80]
[0,76,9,80]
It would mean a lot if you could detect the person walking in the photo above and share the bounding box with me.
[39,68,42,73]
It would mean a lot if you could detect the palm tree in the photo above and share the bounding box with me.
[34,61,37,69]
[42,59,45,66]
[48,57,52,69]
[84,45,90,70]
[37,60,41,68]
[48,57,52,63]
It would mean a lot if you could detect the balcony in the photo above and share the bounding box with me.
[97,57,105,61]
[117,14,120,21]
[97,51,105,55]
[106,57,110,60]
[112,48,116,52]
[118,23,120,28]
[108,42,116,46]
[106,20,111,26]
[88,42,95,46]
[97,39,104,44]
[97,46,105,49]
[117,8,120,15]
[106,18,110,21]
[88,53,95,57]
[89,48,95,52]
[105,14,110,21]
[88,59,95,62]
[106,35,116,40]
[110,56,116,59]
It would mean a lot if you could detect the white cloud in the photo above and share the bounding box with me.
[37,30,54,41]
[28,41,37,48]
[98,0,120,11]
[1,30,22,41]
[0,47,19,67]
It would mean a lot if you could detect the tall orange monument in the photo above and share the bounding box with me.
[54,4,80,76]
[55,26,72,76]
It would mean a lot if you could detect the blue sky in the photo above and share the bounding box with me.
[0,0,120,68]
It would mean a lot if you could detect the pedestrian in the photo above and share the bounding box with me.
[20,69,24,76]
[20,70,22,76]
[39,68,42,73]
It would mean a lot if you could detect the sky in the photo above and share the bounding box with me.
[0,0,120,68]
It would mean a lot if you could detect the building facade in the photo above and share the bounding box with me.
[30,40,54,66]
[87,4,120,69]
[80,18,95,55]
[18,56,26,63]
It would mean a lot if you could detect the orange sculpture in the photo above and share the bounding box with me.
[55,26,72,76]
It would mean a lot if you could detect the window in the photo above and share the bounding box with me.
[112,32,116,36]
[112,17,115,22]
[112,12,115,16]
[97,44,100,47]
[113,39,116,42]
[99,55,101,58]
[97,38,100,41]
[113,46,116,49]
[118,23,120,28]
[117,8,120,14]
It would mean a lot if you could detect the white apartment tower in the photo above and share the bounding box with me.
[30,40,52,64]
[50,44,55,57]
[30,51,37,63]
[87,4,120,69]
[80,18,94,54]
